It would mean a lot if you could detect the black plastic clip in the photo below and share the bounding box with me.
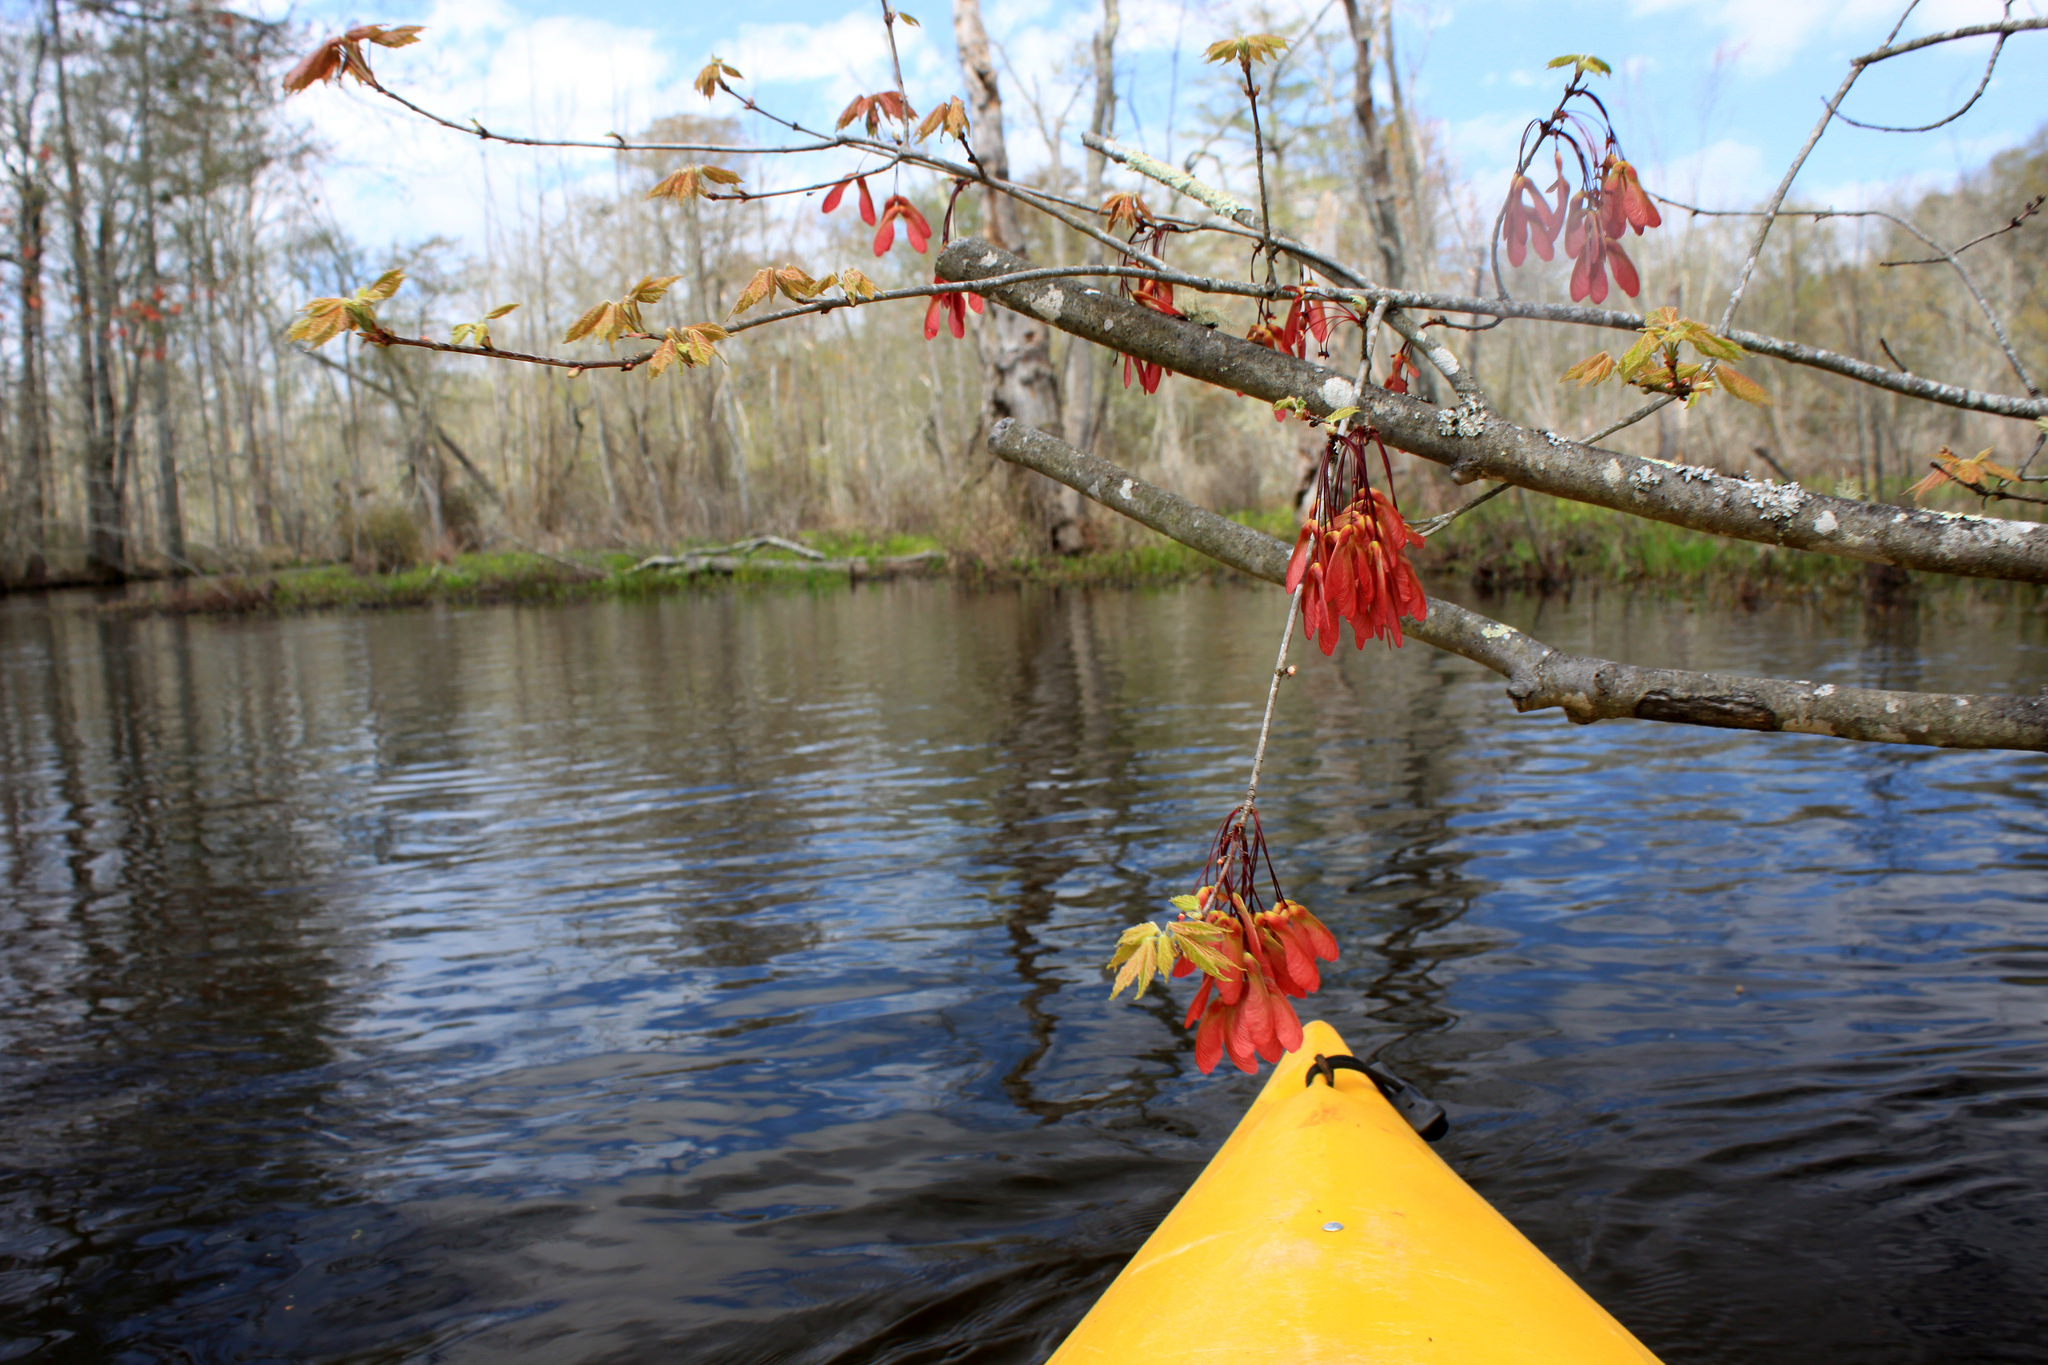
[1305,1052,1449,1142]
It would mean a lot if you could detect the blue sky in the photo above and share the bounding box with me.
[264,0,2046,258]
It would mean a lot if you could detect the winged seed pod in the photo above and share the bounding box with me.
[1102,809,1342,1075]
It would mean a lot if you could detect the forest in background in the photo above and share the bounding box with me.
[0,1,2042,587]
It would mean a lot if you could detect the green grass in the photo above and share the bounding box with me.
[1421,494,1882,599]
[114,543,937,618]
[112,498,2030,620]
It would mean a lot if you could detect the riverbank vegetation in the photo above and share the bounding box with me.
[0,4,2041,596]
[107,501,2047,621]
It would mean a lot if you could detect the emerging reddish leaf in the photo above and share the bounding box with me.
[1101,191,1153,236]
[694,57,742,100]
[282,24,421,94]
[836,91,917,136]
[915,96,970,143]
[730,267,775,316]
[647,164,742,203]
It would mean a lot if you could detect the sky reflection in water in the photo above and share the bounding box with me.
[0,582,2043,1363]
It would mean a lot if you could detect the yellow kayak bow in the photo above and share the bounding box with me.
[1049,1020,1664,1364]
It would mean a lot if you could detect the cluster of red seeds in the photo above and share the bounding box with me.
[1246,285,1331,361]
[1502,151,1660,304]
[1123,277,1178,393]
[1285,429,1428,652]
[822,175,933,258]
[1173,811,1340,1074]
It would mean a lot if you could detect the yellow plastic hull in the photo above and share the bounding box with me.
[1049,1020,1663,1364]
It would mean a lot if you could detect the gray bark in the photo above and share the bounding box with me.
[988,418,2048,752]
[9,24,49,582]
[1337,0,1405,286]
[51,0,121,576]
[1059,0,1117,456]
[951,0,1085,553]
[137,20,183,570]
[936,238,2048,584]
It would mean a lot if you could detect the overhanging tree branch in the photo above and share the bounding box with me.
[937,238,2048,584]
[987,419,2048,752]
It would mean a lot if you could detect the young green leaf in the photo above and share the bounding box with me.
[361,268,405,303]
[1204,33,1289,67]
[1615,334,1658,381]
[1546,53,1611,78]
[1716,365,1773,406]
[563,301,609,344]
[1562,351,1616,386]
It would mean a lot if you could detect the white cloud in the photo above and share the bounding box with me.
[1648,137,1769,210]
[1630,0,2026,76]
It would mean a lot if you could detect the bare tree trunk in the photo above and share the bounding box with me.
[951,0,1086,553]
[681,195,736,533]
[135,17,182,571]
[50,0,122,578]
[1059,0,1118,460]
[9,24,50,583]
[1376,0,1430,289]
[1338,0,1406,287]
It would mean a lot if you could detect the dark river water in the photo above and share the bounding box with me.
[1,580,2044,1364]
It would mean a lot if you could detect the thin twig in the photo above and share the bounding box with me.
[1837,0,2012,132]
[1941,471,2048,506]
[1240,585,1303,816]
[1580,393,1675,447]
[1412,482,1509,537]
[1815,206,2040,395]
[1882,192,2043,265]
[1241,56,1277,286]
[1715,62,1862,334]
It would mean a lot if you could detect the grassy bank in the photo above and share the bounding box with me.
[101,499,2043,619]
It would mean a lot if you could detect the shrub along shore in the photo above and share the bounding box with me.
[92,501,2044,618]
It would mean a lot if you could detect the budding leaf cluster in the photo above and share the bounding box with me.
[564,275,683,348]
[1910,445,2023,500]
[646,323,730,377]
[1563,307,1769,407]
[1203,33,1289,67]
[282,24,421,94]
[1106,914,1234,1001]
[693,58,742,100]
[1546,53,1612,79]
[646,165,743,203]
[731,266,841,317]
[450,303,518,350]
[837,91,915,136]
[915,97,969,144]
[288,268,404,348]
